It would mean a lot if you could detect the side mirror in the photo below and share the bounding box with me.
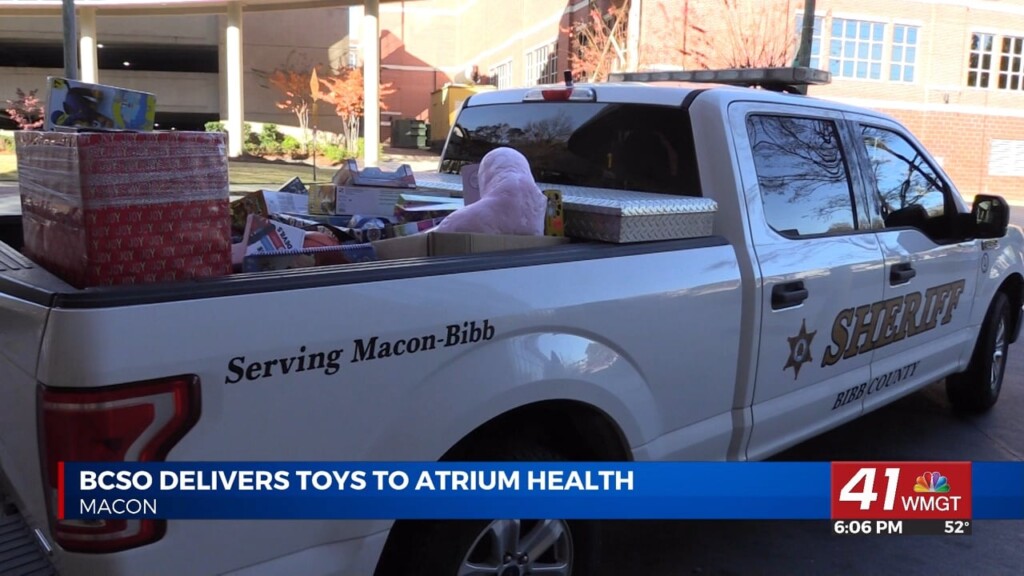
[972,194,1010,239]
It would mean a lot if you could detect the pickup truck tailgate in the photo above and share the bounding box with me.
[0,237,55,570]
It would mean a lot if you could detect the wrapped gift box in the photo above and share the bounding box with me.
[559,187,717,243]
[16,131,231,287]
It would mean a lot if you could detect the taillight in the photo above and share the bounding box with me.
[37,376,200,553]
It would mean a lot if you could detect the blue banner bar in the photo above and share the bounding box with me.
[973,462,1024,519]
[60,461,1023,521]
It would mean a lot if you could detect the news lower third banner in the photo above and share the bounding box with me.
[59,462,1024,521]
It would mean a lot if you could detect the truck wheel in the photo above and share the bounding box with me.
[946,292,1011,412]
[375,444,598,576]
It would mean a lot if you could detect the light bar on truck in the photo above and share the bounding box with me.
[607,66,831,89]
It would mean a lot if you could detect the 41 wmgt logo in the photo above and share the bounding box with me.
[831,462,972,520]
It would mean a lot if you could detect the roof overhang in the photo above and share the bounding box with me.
[0,0,411,17]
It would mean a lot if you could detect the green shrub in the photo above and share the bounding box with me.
[320,143,346,164]
[0,134,13,153]
[345,138,383,160]
[243,141,262,156]
[204,121,225,133]
[261,140,283,156]
[260,123,281,144]
[282,135,302,155]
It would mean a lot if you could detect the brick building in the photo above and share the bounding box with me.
[378,0,1024,198]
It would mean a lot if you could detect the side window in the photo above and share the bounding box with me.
[747,115,857,237]
[860,126,948,234]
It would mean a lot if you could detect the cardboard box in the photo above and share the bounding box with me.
[309,184,337,215]
[242,243,376,272]
[230,190,308,230]
[372,232,569,260]
[332,159,417,188]
[308,184,403,217]
[44,77,156,131]
[386,216,446,238]
[16,131,231,287]
[372,233,430,260]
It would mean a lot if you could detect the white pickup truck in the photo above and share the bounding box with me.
[0,68,1020,576]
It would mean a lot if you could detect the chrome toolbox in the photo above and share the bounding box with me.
[558,187,717,243]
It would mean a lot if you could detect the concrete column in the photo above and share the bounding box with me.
[627,0,641,72]
[226,1,245,158]
[79,7,98,83]
[362,0,380,167]
[61,0,78,79]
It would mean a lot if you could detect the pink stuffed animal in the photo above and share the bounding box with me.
[435,147,547,235]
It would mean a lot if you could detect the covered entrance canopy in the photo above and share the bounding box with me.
[0,0,408,165]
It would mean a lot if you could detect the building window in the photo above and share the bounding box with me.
[969,33,995,88]
[999,35,1024,90]
[967,32,1024,90]
[489,60,513,89]
[829,18,885,79]
[794,15,823,68]
[890,25,918,82]
[526,43,558,85]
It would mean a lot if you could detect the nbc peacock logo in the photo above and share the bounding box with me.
[913,471,951,493]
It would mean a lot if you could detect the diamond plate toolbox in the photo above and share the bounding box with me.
[559,187,717,243]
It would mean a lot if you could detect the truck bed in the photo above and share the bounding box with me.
[0,211,745,574]
[0,214,729,308]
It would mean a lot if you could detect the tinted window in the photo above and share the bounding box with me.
[747,115,857,237]
[441,102,700,196]
[860,126,947,232]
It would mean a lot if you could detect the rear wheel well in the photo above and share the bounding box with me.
[999,273,1023,343]
[374,402,629,576]
[442,400,633,462]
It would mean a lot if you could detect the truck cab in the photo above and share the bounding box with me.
[1,67,1020,576]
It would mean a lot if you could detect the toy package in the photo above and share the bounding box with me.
[44,77,156,131]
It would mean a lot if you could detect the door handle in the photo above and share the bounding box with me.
[890,262,916,285]
[772,281,809,310]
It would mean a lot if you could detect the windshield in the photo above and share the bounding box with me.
[440,102,701,197]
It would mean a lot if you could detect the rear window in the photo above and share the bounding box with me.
[440,102,701,197]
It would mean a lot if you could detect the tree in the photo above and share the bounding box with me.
[317,67,395,155]
[714,0,798,68]
[4,88,45,130]
[646,0,796,71]
[253,51,321,151]
[646,0,710,71]
[256,52,319,152]
[267,68,317,152]
[565,2,630,82]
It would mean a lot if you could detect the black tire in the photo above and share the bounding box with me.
[375,442,600,576]
[946,291,1011,413]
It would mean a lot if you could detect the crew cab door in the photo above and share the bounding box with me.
[844,113,981,413]
[729,103,885,460]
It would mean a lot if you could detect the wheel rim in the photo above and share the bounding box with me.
[991,316,1007,393]
[457,519,573,576]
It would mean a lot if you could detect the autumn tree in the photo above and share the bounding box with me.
[4,88,45,130]
[316,67,395,155]
[256,52,320,152]
[566,2,630,82]
[660,0,797,70]
[268,67,317,151]
[645,0,709,71]
[714,0,798,68]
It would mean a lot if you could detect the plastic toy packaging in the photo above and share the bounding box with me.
[44,77,156,131]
